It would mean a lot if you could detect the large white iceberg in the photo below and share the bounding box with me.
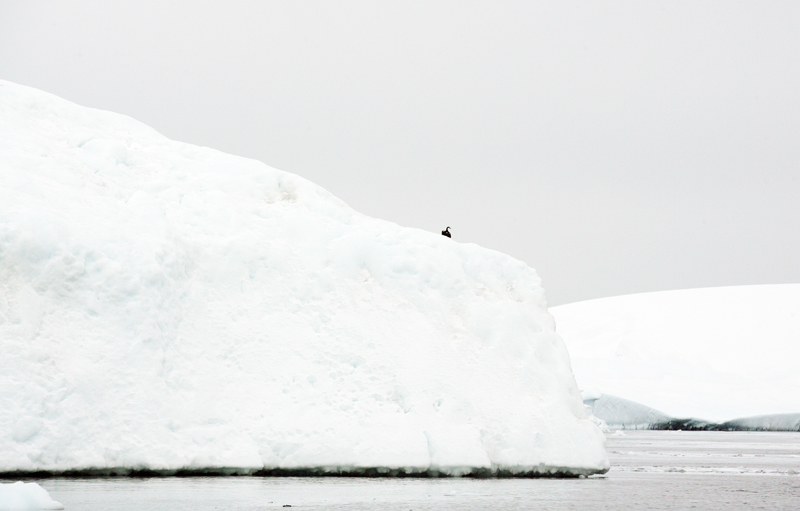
[0,80,607,476]
[551,285,800,423]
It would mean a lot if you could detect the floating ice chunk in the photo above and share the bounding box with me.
[0,482,63,511]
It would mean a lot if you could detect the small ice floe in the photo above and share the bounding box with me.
[0,482,64,510]
[611,430,626,437]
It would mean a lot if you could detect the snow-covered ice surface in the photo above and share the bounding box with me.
[0,482,63,511]
[551,285,800,423]
[0,80,607,476]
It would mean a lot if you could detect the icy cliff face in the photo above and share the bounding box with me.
[0,80,608,476]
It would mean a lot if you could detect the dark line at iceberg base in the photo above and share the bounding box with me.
[0,464,609,480]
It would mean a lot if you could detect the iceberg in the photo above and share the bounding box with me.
[0,80,608,477]
[0,482,63,511]
[552,285,800,423]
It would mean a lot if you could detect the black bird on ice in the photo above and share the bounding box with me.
[441,226,451,238]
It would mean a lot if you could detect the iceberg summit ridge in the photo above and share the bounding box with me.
[0,80,608,477]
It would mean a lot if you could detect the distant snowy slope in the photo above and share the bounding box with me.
[551,285,800,423]
[723,413,800,432]
[589,394,671,430]
[0,80,607,476]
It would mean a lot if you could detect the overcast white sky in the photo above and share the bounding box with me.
[2,1,798,305]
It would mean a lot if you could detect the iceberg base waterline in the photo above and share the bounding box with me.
[0,464,607,479]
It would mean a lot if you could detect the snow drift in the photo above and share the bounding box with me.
[0,80,608,476]
[551,285,800,423]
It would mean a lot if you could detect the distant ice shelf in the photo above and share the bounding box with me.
[552,285,800,423]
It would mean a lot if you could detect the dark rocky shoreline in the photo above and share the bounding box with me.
[651,414,800,432]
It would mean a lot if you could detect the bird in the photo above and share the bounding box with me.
[441,226,451,238]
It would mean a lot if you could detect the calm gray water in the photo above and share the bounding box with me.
[30,431,800,510]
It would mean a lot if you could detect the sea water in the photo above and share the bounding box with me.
[15,431,800,510]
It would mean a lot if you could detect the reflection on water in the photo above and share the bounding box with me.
[23,432,800,510]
